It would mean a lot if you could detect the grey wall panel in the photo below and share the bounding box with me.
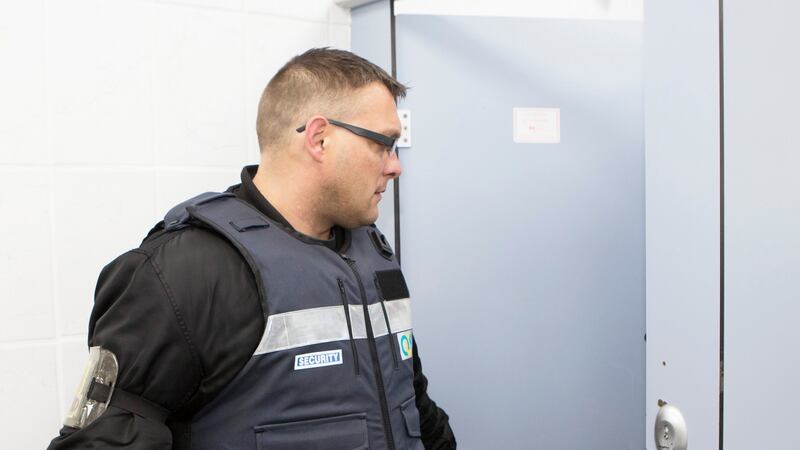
[396,15,644,449]
[724,1,800,448]
[644,1,721,449]
[351,1,390,73]
[351,0,396,247]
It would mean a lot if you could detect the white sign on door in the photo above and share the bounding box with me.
[513,107,561,144]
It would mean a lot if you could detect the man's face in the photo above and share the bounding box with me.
[323,83,403,229]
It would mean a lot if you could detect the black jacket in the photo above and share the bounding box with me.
[48,166,455,449]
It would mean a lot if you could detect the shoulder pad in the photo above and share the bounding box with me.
[164,192,234,231]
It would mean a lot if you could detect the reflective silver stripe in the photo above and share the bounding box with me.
[253,298,412,355]
[369,299,412,337]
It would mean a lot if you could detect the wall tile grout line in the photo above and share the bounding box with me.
[155,0,244,15]
[41,0,70,424]
[244,10,338,26]
[153,0,342,27]
[1,163,246,171]
[328,4,333,44]
[241,9,249,167]
[0,338,59,350]
[0,334,86,348]
[150,0,159,222]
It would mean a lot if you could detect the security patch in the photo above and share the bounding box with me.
[294,349,343,370]
[397,331,413,360]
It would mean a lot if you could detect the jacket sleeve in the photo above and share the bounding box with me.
[47,248,202,449]
[413,340,457,449]
[47,226,264,450]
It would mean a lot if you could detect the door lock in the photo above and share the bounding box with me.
[654,400,687,450]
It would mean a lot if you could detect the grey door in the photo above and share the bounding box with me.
[724,0,800,448]
[394,14,645,449]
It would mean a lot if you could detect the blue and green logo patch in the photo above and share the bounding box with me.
[397,330,413,360]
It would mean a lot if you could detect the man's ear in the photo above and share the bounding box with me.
[301,116,329,162]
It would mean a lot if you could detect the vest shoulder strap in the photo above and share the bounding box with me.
[163,191,271,317]
[164,192,236,231]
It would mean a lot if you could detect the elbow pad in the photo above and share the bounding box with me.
[63,346,170,429]
[63,347,119,429]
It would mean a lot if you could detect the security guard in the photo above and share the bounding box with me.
[48,48,456,450]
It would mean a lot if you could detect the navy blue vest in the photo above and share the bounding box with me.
[164,192,424,450]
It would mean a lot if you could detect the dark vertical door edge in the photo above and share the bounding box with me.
[718,0,726,448]
[389,0,401,266]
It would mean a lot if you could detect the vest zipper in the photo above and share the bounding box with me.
[337,278,360,376]
[374,275,400,369]
[341,255,397,450]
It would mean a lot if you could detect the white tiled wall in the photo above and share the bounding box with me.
[0,1,350,448]
[0,343,62,443]
[0,169,55,342]
[0,1,48,165]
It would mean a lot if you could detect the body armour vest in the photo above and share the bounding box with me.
[163,192,424,450]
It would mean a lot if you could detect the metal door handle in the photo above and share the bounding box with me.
[654,400,688,450]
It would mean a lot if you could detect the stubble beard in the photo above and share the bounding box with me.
[318,177,372,230]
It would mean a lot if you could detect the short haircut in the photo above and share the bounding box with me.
[256,48,408,153]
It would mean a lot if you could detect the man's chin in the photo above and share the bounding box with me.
[359,211,381,228]
[336,212,378,230]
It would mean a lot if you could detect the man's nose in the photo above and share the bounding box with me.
[385,152,403,179]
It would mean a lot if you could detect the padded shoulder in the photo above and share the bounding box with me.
[164,192,235,231]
